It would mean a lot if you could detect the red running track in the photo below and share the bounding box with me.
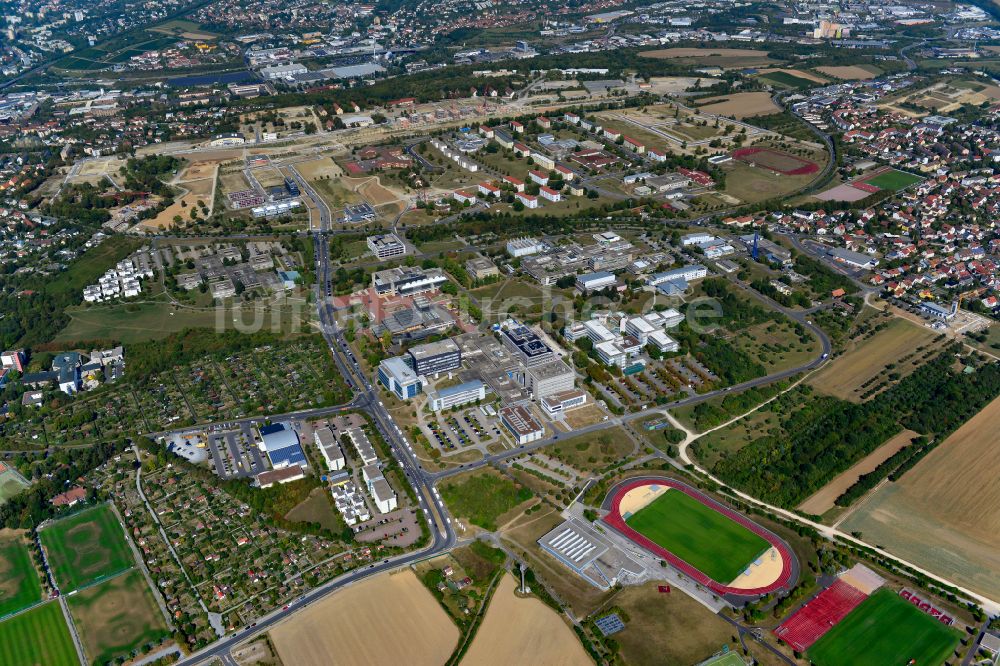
[772,579,869,652]
[731,146,820,176]
[602,479,795,596]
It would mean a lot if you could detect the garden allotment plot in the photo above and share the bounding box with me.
[40,504,134,591]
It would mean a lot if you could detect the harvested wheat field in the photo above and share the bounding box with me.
[798,429,918,516]
[269,569,457,666]
[807,318,940,401]
[816,65,880,80]
[757,68,829,84]
[462,573,589,666]
[357,177,404,206]
[295,157,343,181]
[840,396,1000,600]
[696,92,780,119]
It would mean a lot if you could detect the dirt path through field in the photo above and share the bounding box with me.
[798,429,918,516]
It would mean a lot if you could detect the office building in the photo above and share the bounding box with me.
[506,237,546,257]
[525,359,575,399]
[647,264,708,286]
[378,357,422,399]
[368,233,407,259]
[427,380,487,411]
[500,320,553,367]
[541,389,588,416]
[407,339,461,376]
[372,267,448,296]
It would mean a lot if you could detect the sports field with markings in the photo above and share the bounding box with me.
[40,504,134,591]
[0,533,42,618]
[0,601,78,666]
[808,589,960,666]
[625,490,769,584]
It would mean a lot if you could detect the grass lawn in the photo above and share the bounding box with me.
[40,504,134,592]
[625,489,769,584]
[547,428,634,473]
[44,237,142,301]
[0,535,42,617]
[863,169,923,191]
[0,469,30,505]
[808,589,960,666]
[440,469,532,531]
[68,569,170,665]
[0,601,78,666]
[758,71,815,89]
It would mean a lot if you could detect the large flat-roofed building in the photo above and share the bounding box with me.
[827,247,879,270]
[500,320,553,367]
[583,319,617,344]
[362,464,397,513]
[506,237,546,257]
[372,267,447,296]
[537,518,645,590]
[465,255,499,280]
[314,426,345,470]
[576,271,617,292]
[427,379,486,411]
[499,404,545,445]
[648,264,708,286]
[377,356,422,400]
[406,339,461,376]
[259,423,308,469]
[595,341,627,368]
[541,388,588,416]
[346,427,378,465]
[368,233,407,260]
[525,358,576,399]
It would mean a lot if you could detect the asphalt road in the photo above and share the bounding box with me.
[170,168,457,666]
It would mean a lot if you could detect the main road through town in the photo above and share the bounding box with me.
[170,168,457,666]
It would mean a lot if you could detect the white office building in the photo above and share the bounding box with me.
[427,380,487,411]
[368,233,407,259]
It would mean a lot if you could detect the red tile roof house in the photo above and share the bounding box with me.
[516,192,539,208]
[503,175,525,192]
[529,170,549,186]
[540,186,562,202]
[478,182,501,197]
[623,136,646,153]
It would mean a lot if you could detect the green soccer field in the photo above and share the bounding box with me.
[0,601,79,666]
[863,169,923,191]
[0,536,42,618]
[40,504,134,592]
[809,589,961,666]
[624,489,770,584]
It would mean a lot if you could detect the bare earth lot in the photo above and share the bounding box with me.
[807,318,940,401]
[797,429,918,516]
[695,92,781,118]
[840,396,1000,600]
[815,65,880,80]
[269,569,457,666]
[462,573,589,666]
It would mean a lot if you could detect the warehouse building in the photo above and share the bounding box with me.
[500,404,546,445]
[407,338,461,376]
[259,423,308,469]
[576,271,617,292]
[427,379,487,411]
[647,264,708,286]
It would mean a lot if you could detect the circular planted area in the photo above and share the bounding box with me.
[603,478,795,596]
